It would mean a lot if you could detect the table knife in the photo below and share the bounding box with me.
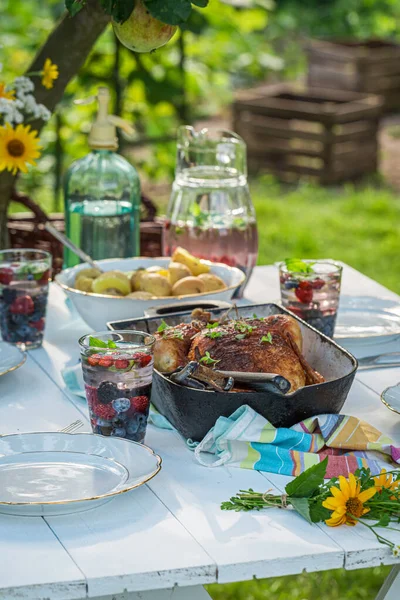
[357,352,400,370]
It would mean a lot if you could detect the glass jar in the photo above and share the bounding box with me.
[164,126,258,298]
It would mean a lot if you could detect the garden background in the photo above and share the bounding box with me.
[3,0,400,596]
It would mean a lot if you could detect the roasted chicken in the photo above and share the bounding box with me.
[153,311,324,392]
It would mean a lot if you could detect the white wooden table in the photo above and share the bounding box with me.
[1,263,400,600]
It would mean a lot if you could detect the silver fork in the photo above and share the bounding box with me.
[59,419,84,434]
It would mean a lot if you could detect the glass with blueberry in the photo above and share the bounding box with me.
[0,249,52,349]
[79,331,155,443]
[279,259,342,338]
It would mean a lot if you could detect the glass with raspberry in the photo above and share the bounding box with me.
[0,249,52,349]
[79,331,155,443]
[279,259,342,338]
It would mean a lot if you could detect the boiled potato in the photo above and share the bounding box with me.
[140,273,172,297]
[146,265,164,273]
[127,291,154,299]
[75,276,94,292]
[171,247,210,276]
[197,273,227,292]
[92,271,131,296]
[168,261,192,285]
[130,268,146,291]
[74,268,102,284]
[172,276,206,296]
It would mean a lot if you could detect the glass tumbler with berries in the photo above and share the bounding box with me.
[0,249,52,349]
[79,331,155,443]
[279,259,342,338]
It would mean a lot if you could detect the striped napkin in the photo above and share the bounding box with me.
[194,406,400,478]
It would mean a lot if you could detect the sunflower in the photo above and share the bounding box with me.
[322,473,377,527]
[41,58,59,89]
[0,123,42,175]
[374,469,399,497]
[0,82,15,100]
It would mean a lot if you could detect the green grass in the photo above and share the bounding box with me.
[252,175,400,295]
[206,566,392,600]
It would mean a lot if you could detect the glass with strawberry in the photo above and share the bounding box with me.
[79,331,155,443]
[0,249,51,349]
[279,259,342,338]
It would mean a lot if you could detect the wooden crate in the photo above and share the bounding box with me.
[306,39,400,113]
[233,83,383,184]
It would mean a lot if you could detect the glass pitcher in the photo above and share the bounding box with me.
[164,126,258,298]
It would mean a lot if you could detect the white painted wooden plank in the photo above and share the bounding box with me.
[90,584,212,600]
[0,515,86,600]
[144,427,344,584]
[45,484,216,598]
[0,355,89,435]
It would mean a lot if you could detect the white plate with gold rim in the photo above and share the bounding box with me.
[0,432,161,516]
[0,341,26,377]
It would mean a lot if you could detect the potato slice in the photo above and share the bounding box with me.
[172,276,206,296]
[197,273,227,292]
[74,268,102,285]
[92,271,131,296]
[168,261,192,285]
[140,273,172,297]
[171,247,210,276]
[130,268,146,291]
[74,276,94,292]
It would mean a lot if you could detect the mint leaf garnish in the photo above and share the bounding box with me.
[235,334,246,340]
[285,258,315,274]
[173,331,184,340]
[89,336,108,348]
[205,330,225,339]
[261,333,273,344]
[199,351,220,365]
[157,320,170,333]
[107,340,117,348]
[206,322,219,329]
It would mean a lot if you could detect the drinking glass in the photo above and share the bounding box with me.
[279,260,342,337]
[79,331,155,442]
[164,126,258,298]
[0,249,52,349]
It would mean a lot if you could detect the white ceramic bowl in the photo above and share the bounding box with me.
[55,257,245,330]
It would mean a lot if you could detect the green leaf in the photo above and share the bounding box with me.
[200,351,220,365]
[144,0,193,26]
[235,334,246,340]
[205,330,224,339]
[309,501,332,524]
[206,322,219,329]
[261,333,273,344]
[285,258,315,274]
[285,457,328,498]
[157,319,170,333]
[173,330,184,340]
[107,340,117,348]
[65,0,86,16]
[376,513,391,528]
[289,497,312,524]
[109,0,135,23]
[191,0,208,7]
[89,336,108,348]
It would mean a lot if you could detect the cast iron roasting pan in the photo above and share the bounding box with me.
[108,303,358,441]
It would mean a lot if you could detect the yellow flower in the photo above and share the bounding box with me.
[41,58,59,89]
[322,473,377,527]
[374,469,399,498]
[0,82,15,100]
[0,123,42,175]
